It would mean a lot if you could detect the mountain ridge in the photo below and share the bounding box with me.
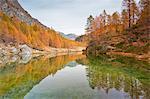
[0,0,48,29]
[0,0,84,50]
[59,32,78,40]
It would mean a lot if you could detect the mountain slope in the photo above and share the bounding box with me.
[0,0,83,50]
[66,34,78,40]
[59,32,78,40]
[0,0,47,28]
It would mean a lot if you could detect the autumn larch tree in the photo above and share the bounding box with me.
[121,9,129,29]
[122,0,138,28]
[112,12,121,32]
[85,15,94,34]
[102,10,107,26]
[138,0,150,25]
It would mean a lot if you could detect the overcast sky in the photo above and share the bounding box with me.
[18,0,123,35]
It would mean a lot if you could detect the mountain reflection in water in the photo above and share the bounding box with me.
[0,54,149,99]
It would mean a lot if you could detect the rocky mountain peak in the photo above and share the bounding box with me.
[0,0,47,29]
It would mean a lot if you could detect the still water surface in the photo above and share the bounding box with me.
[0,54,149,99]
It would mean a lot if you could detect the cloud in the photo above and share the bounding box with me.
[18,0,122,35]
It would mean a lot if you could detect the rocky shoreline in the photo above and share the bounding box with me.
[0,44,32,57]
[0,44,85,65]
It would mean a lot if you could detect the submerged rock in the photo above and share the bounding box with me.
[19,53,32,64]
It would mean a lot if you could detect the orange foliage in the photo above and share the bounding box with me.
[0,12,84,50]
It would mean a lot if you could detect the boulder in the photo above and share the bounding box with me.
[19,44,32,56]
[10,47,19,55]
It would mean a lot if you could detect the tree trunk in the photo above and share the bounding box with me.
[128,0,131,28]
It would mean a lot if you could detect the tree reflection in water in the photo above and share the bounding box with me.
[0,54,149,99]
[77,55,150,99]
[0,54,85,99]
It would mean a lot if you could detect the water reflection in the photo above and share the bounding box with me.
[78,56,150,99]
[0,54,149,99]
[0,54,84,99]
[0,53,32,66]
[25,55,149,99]
[88,65,147,99]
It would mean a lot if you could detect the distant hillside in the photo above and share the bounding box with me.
[75,34,89,44]
[0,0,83,50]
[59,32,78,40]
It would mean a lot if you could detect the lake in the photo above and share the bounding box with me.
[0,54,149,99]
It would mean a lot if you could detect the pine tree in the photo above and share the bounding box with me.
[138,0,150,25]
[122,0,138,27]
[102,10,107,26]
[131,0,139,24]
[112,12,120,32]
[121,9,129,29]
[85,15,94,34]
